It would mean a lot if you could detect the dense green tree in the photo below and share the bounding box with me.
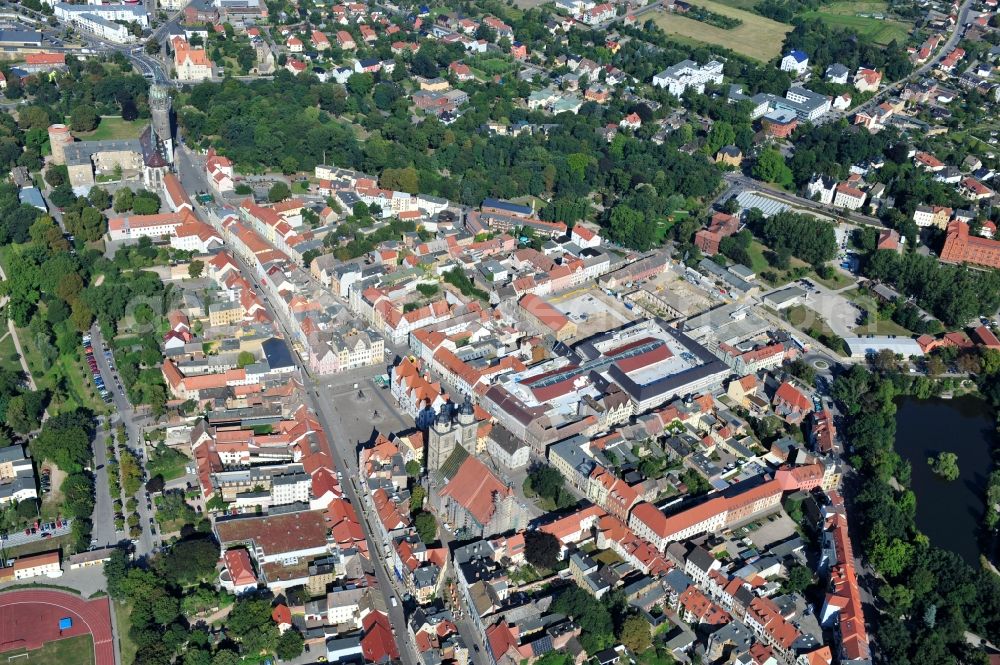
[70,105,99,132]
[928,452,960,481]
[268,182,291,202]
[619,615,651,655]
[158,537,220,586]
[524,530,561,570]
[346,72,374,96]
[753,148,794,188]
[275,629,304,660]
[414,511,437,544]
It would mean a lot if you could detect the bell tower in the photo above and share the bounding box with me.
[149,83,174,162]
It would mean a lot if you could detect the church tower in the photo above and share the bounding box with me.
[427,397,478,471]
[149,84,173,163]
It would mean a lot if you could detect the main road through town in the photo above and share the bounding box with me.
[175,147,431,664]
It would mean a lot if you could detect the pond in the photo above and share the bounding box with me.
[894,396,995,565]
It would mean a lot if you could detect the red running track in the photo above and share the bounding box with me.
[0,589,114,665]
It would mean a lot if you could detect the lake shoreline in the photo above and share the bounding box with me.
[894,395,997,566]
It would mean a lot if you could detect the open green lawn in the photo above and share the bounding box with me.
[801,2,912,44]
[114,600,137,665]
[71,116,144,141]
[15,320,108,417]
[0,331,22,374]
[747,241,809,286]
[865,317,914,336]
[786,304,838,338]
[748,241,771,275]
[651,1,791,61]
[810,269,852,290]
[711,0,763,9]
[0,632,94,665]
[842,290,915,336]
[147,445,191,482]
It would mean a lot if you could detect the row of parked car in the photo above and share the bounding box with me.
[83,334,115,404]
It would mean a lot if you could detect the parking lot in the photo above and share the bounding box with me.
[799,287,862,338]
[742,512,799,551]
[83,333,116,405]
[0,518,73,550]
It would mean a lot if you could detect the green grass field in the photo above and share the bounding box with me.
[71,116,144,141]
[651,1,791,61]
[801,1,911,44]
[147,445,191,482]
[114,600,137,665]
[0,331,23,374]
[1,634,95,665]
[710,0,763,9]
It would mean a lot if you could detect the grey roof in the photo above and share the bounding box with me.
[488,425,525,455]
[686,545,716,573]
[698,259,754,294]
[0,445,28,464]
[482,198,533,216]
[0,30,42,45]
[261,337,295,370]
[663,568,693,594]
[603,324,729,406]
[826,63,849,77]
[63,138,142,167]
[763,286,806,306]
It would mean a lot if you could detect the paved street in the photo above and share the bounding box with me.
[90,423,117,549]
[721,173,887,229]
[89,325,160,559]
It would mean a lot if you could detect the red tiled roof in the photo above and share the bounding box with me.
[271,603,292,625]
[439,455,510,526]
[519,294,570,333]
[25,52,65,66]
[361,612,399,662]
[774,381,810,412]
[224,548,257,587]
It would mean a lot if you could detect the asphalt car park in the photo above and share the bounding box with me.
[83,335,113,404]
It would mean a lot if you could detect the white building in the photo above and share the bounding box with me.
[781,87,831,121]
[270,471,312,505]
[833,183,867,210]
[805,176,836,205]
[580,2,614,25]
[54,3,148,43]
[0,445,36,505]
[107,212,187,242]
[652,59,724,97]
[780,50,809,76]
[206,150,235,194]
[11,552,62,580]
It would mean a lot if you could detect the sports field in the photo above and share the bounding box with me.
[1,635,95,665]
[800,1,912,44]
[0,590,113,665]
[651,1,791,62]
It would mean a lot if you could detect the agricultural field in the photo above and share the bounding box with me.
[801,1,912,44]
[651,1,791,61]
